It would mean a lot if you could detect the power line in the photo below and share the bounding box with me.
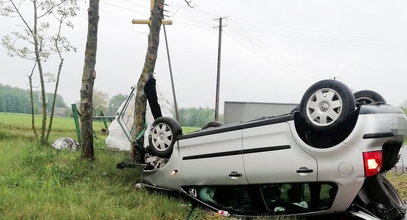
[100,0,407,52]
[227,20,330,79]
[100,1,148,15]
[230,15,407,48]
[224,29,313,82]
[228,18,407,52]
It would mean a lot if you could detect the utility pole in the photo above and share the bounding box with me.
[132,0,179,120]
[214,16,227,121]
[163,25,179,121]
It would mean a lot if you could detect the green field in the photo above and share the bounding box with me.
[0,112,405,220]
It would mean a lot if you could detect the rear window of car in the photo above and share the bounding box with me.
[185,182,337,216]
[260,182,337,214]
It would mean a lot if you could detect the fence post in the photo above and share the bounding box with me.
[71,104,81,146]
[100,111,109,133]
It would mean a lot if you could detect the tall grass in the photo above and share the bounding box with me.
[0,113,211,219]
[0,139,210,219]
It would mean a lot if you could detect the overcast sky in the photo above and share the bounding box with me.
[1,0,407,113]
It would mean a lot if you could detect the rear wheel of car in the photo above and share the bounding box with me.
[148,117,182,158]
[299,80,356,132]
[365,174,406,219]
[354,90,386,106]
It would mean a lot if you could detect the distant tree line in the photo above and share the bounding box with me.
[0,83,226,128]
[178,107,223,128]
[79,91,128,116]
[0,84,66,114]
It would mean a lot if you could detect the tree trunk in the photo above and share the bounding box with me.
[32,0,48,144]
[46,16,66,143]
[80,0,99,161]
[28,63,38,139]
[46,57,63,142]
[129,0,164,162]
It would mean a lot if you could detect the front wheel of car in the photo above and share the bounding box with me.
[148,117,182,158]
[299,79,356,132]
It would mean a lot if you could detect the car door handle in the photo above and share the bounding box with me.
[296,167,314,173]
[229,171,242,177]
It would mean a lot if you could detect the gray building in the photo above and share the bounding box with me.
[224,101,298,124]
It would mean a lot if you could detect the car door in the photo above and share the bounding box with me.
[242,122,317,184]
[178,130,248,185]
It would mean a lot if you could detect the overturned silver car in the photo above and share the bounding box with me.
[140,80,407,219]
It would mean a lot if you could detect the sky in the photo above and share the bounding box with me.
[1,0,407,114]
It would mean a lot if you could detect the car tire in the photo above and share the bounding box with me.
[354,90,386,106]
[365,174,406,219]
[148,117,182,158]
[299,80,356,132]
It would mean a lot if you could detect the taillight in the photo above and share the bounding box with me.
[363,151,383,177]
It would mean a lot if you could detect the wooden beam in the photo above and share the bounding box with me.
[132,19,173,25]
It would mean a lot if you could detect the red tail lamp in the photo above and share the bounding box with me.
[363,151,383,177]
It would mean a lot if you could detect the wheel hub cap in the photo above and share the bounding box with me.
[320,103,329,112]
[159,133,165,141]
[150,123,173,152]
[306,88,343,127]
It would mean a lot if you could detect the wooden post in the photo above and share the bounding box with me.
[132,19,173,25]
[131,1,178,121]
[132,0,173,25]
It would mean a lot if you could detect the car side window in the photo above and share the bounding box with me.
[260,183,337,214]
[196,186,256,214]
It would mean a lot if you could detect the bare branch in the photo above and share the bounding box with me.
[8,0,34,35]
[54,13,65,59]
[184,0,194,8]
[2,33,36,60]
[37,0,68,19]
[28,62,38,138]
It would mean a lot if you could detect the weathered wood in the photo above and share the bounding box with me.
[129,0,164,162]
[132,19,172,25]
[80,0,100,161]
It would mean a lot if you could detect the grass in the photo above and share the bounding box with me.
[386,172,407,199]
[0,113,212,220]
[0,112,200,142]
[0,139,210,219]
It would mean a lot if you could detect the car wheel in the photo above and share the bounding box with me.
[148,117,182,158]
[299,80,356,132]
[365,174,406,218]
[354,90,386,106]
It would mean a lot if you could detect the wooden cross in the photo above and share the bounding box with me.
[132,0,173,25]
